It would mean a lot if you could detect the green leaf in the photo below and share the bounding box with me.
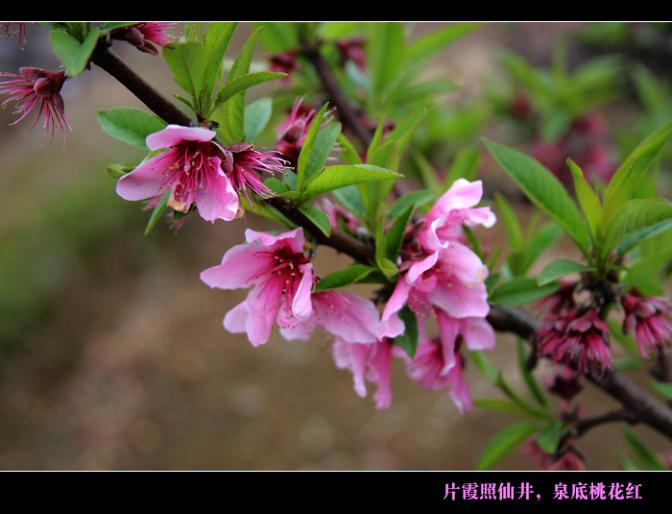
[386,204,414,261]
[622,249,672,296]
[384,104,432,159]
[366,23,405,109]
[337,134,363,165]
[536,421,564,454]
[163,42,208,101]
[520,222,564,274]
[314,264,376,292]
[650,381,672,401]
[413,153,441,192]
[256,22,298,52]
[484,139,590,254]
[296,103,330,191]
[474,399,531,417]
[265,177,290,195]
[366,121,387,163]
[469,351,498,384]
[106,163,132,179]
[568,158,602,241]
[517,340,547,406]
[495,193,523,252]
[476,421,541,470]
[622,427,667,470]
[240,195,294,227]
[359,141,400,230]
[332,186,365,219]
[302,123,342,189]
[495,372,552,420]
[407,23,481,64]
[490,277,560,307]
[602,199,672,257]
[613,357,647,371]
[395,306,419,358]
[388,79,458,105]
[298,206,332,237]
[212,72,286,114]
[618,454,640,470]
[97,108,166,150]
[387,190,435,219]
[98,22,134,33]
[374,222,398,279]
[200,22,237,112]
[463,226,483,260]
[144,190,170,236]
[50,28,100,77]
[216,28,262,142]
[538,259,592,286]
[302,164,402,200]
[244,97,273,143]
[540,110,571,141]
[602,119,672,224]
[444,146,480,188]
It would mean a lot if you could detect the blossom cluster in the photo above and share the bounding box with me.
[198,176,496,411]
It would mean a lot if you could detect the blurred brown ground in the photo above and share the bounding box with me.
[0,22,668,469]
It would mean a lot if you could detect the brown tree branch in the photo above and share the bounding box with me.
[302,47,372,147]
[90,43,672,442]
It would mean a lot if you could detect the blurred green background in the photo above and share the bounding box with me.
[0,22,669,469]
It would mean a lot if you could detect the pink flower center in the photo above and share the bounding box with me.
[163,141,221,210]
[254,244,309,314]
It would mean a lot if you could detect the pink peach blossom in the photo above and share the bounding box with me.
[538,309,612,376]
[221,142,287,202]
[200,227,313,346]
[111,22,176,55]
[622,291,672,358]
[0,67,69,140]
[403,337,474,414]
[116,125,238,222]
[279,290,391,344]
[332,338,394,409]
[275,98,316,167]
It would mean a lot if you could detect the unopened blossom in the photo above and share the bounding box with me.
[546,365,583,401]
[318,197,360,233]
[538,309,612,376]
[577,146,615,183]
[116,125,238,222]
[381,179,496,341]
[201,228,313,346]
[0,22,26,45]
[531,140,567,183]
[336,37,367,70]
[524,438,585,471]
[402,335,474,414]
[571,113,607,137]
[111,22,175,55]
[275,99,316,167]
[332,338,394,409]
[536,279,577,317]
[268,51,298,80]
[621,290,672,358]
[221,142,287,202]
[508,92,533,120]
[0,67,69,140]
